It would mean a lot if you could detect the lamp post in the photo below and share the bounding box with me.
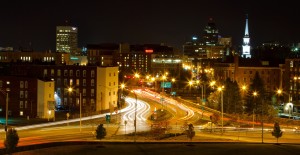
[132,91,137,142]
[68,87,82,132]
[171,78,175,96]
[240,85,247,114]
[188,80,193,94]
[79,92,82,133]
[252,91,258,129]
[0,86,10,134]
[5,90,9,133]
[119,84,125,109]
[218,86,224,134]
[151,77,156,92]
[261,97,264,143]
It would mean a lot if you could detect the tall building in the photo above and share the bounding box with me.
[202,18,219,46]
[242,14,251,58]
[56,26,78,55]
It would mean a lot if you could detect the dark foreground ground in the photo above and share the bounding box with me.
[7,142,300,155]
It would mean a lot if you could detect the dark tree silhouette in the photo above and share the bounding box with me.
[272,122,283,144]
[186,123,195,140]
[4,128,19,153]
[245,71,267,116]
[96,124,107,140]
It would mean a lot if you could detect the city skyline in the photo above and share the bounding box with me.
[0,0,299,51]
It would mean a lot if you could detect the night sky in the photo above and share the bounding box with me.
[0,0,299,51]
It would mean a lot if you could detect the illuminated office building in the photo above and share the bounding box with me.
[56,26,78,55]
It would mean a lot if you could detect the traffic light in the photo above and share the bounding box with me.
[106,115,111,123]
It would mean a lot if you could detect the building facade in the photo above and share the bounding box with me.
[0,76,55,118]
[0,51,70,65]
[56,26,78,55]
[0,64,119,115]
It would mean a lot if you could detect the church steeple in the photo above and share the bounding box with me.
[244,14,249,36]
[242,14,251,58]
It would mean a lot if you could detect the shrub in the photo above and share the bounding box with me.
[96,124,106,139]
[4,128,19,152]
[272,122,283,143]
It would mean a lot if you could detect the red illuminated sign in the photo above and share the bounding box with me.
[145,49,153,53]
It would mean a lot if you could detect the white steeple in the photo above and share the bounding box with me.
[242,14,251,58]
[245,14,249,36]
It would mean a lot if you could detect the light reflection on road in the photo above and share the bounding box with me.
[0,97,148,133]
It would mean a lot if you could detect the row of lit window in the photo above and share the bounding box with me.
[58,78,95,87]
[20,81,29,88]
[63,98,94,106]
[44,69,94,77]
[243,70,276,75]
[0,56,7,60]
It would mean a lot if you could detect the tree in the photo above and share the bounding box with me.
[207,91,220,110]
[4,128,19,153]
[186,123,195,140]
[223,78,243,114]
[245,71,267,116]
[272,122,283,143]
[96,124,106,140]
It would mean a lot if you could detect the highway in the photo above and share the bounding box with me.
[1,89,300,149]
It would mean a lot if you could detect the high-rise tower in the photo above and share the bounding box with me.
[202,18,219,46]
[242,14,251,58]
[56,26,78,55]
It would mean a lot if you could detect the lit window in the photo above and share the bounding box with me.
[20,91,24,98]
[57,70,61,76]
[83,79,86,86]
[20,101,23,108]
[20,81,24,88]
[91,89,94,97]
[70,79,73,86]
[89,79,94,87]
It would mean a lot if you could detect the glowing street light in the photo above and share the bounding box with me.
[1,81,10,134]
[210,80,216,88]
[252,91,258,129]
[134,73,140,79]
[131,90,137,142]
[171,78,176,95]
[276,89,282,95]
[218,86,224,134]
[188,80,193,93]
[68,87,82,132]
[171,78,175,83]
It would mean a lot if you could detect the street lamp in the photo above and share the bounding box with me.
[151,77,156,92]
[68,87,82,132]
[1,87,10,133]
[210,80,216,88]
[188,80,193,93]
[252,91,258,129]
[218,86,224,134]
[162,75,167,93]
[240,85,247,113]
[120,83,125,108]
[131,91,137,142]
[171,78,175,96]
